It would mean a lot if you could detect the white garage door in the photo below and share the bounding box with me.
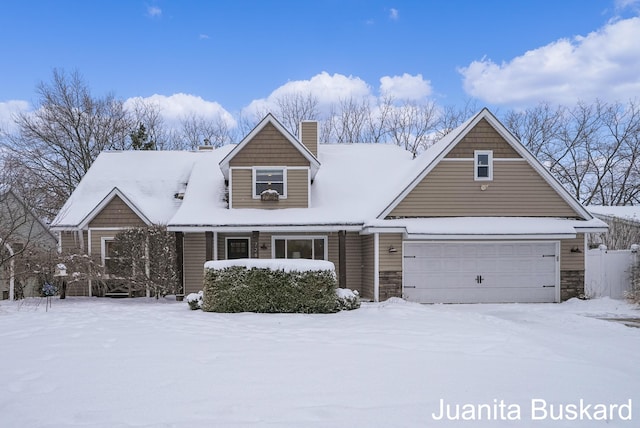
[403,242,558,303]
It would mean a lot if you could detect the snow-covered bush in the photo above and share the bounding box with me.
[186,291,203,310]
[202,259,338,313]
[335,288,360,311]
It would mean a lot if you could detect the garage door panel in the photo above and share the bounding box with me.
[403,242,558,303]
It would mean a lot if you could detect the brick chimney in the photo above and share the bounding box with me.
[299,121,318,158]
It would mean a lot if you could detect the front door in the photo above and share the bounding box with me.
[227,238,250,259]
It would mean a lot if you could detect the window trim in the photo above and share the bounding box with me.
[474,150,493,181]
[271,235,328,260]
[252,167,287,199]
[225,236,251,259]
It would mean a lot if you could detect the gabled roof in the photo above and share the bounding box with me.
[377,108,594,220]
[75,187,151,230]
[218,113,321,179]
[0,187,57,246]
[51,149,234,229]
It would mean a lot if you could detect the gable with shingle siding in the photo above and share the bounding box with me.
[388,119,581,218]
[229,123,310,167]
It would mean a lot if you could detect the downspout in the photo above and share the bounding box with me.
[374,233,380,302]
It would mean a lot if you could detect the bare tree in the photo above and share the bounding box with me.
[2,69,133,217]
[386,100,439,157]
[275,92,320,137]
[323,97,371,143]
[179,113,234,149]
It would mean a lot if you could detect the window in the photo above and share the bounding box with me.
[474,150,493,181]
[272,236,327,260]
[254,168,286,198]
[102,237,132,278]
[226,237,250,259]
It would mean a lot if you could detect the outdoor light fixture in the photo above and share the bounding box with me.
[570,246,582,253]
[388,246,397,253]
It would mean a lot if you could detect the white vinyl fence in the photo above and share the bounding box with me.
[585,246,638,299]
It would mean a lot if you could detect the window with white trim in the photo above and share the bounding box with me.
[474,150,493,181]
[272,236,327,260]
[254,168,286,198]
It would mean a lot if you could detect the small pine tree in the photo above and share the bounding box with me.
[130,123,155,150]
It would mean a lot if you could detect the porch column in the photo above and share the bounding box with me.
[338,230,347,288]
[205,232,213,261]
[175,232,184,296]
[251,231,260,258]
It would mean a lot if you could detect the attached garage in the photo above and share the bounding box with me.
[403,241,559,303]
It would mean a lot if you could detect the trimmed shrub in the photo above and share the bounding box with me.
[335,288,361,311]
[202,264,338,313]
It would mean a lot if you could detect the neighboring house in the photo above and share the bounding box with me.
[0,187,58,300]
[50,108,607,303]
[587,206,640,250]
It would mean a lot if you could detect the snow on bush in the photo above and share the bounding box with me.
[205,259,336,274]
[186,291,203,310]
[335,288,360,311]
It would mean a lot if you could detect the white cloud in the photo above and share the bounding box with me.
[0,100,30,133]
[459,17,640,106]
[199,34,210,40]
[124,93,236,129]
[389,8,399,20]
[243,72,373,118]
[379,73,432,100]
[147,6,162,18]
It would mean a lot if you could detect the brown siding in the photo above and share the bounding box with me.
[390,160,578,218]
[60,231,87,252]
[184,233,206,295]
[561,234,585,271]
[231,168,309,209]
[446,118,521,158]
[229,123,310,167]
[89,195,146,228]
[89,229,120,258]
[379,234,403,271]
[360,235,374,300]
[217,233,252,260]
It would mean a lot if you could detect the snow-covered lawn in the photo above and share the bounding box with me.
[1,297,638,427]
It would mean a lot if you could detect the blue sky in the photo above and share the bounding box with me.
[1,0,639,129]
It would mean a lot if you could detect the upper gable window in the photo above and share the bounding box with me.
[474,150,493,181]
[254,168,286,198]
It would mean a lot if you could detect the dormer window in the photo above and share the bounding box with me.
[254,168,286,198]
[474,150,493,181]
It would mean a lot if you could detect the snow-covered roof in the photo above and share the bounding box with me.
[51,147,235,229]
[168,143,413,229]
[588,206,640,224]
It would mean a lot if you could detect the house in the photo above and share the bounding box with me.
[1,187,58,300]
[50,108,607,303]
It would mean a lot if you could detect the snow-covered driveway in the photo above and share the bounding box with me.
[0,297,638,427]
